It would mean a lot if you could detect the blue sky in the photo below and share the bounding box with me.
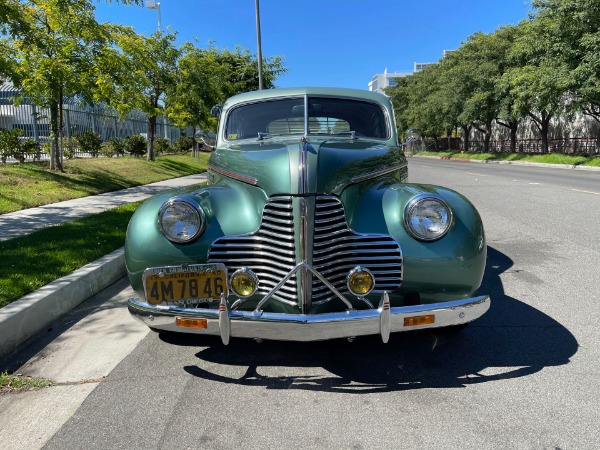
[94,0,533,90]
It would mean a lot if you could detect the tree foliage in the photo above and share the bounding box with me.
[0,0,287,167]
[167,45,287,133]
[387,0,600,152]
[99,30,181,161]
[0,0,138,170]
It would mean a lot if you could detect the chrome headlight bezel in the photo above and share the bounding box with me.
[404,194,453,242]
[158,196,205,244]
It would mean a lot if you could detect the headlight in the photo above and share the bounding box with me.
[404,195,452,241]
[158,197,205,243]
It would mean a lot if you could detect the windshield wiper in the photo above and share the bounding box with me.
[329,130,358,140]
[256,132,296,141]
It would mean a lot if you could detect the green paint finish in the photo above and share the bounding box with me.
[343,181,486,304]
[126,87,486,313]
[125,180,267,299]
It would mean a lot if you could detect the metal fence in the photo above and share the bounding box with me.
[1,85,184,160]
[421,137,600,154]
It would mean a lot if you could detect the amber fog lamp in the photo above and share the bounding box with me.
[176,317,208,329]
[230,268,259,298]
[347,266,375,296]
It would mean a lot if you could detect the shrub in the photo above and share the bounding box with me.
[18,139,41,162]
[124,134,147,157]
[75,131,102,157]
[155,138,171,155]
[62,137,78,159]
[100,137,125,158]
[173,136,194,153]
[0,128,22,163]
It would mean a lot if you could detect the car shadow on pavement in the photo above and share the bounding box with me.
[165,246,579,394]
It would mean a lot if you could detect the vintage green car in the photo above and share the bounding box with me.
[126,87,489,344]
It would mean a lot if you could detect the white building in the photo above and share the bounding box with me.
[370,50,456,91]
[368,69,412,93]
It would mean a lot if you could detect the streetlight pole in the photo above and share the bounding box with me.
[145,0,161,33]
[255,0,264,90]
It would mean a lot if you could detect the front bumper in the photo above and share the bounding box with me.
[128,294,490,344]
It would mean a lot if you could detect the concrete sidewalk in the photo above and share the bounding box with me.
[0,173,207,360]
[0,173,207,242]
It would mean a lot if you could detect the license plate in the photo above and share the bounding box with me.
[143,264,228,305]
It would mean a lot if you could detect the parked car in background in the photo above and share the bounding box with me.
[125,87,489,344]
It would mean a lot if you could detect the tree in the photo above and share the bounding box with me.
[0,0,138,170]
[503,20,571,153]
[532,0,600,124]
[167,45,287,134]
[387,65,449,149]
[493,26,522,153]
[448,31,518,153]
[102,31,181,162]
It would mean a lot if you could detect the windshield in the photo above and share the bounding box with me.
[225,96,389,141]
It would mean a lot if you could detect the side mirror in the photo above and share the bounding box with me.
[210,104,223,118]
[195,131,217,150]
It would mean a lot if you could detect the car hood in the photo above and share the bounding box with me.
[208,137,406,196]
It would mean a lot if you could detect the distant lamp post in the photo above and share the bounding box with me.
[255,0,264,90]
[145,0,161,33]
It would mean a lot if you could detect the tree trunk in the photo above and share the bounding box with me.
[496,119,519,153]
[58,90,64,170]
[509,121,518,153]
[49,99,63,171]
[147,115,156,161]
[461,125,471,152]
[529,111,552,154]
[483,121,493,153]
[540,120,550,153]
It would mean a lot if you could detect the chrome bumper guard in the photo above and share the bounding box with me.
[128,294,490,345]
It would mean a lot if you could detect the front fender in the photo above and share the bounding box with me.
[125,179,268,298]
[341,181,486,303]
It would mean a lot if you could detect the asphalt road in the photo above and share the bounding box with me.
[5,158,600,449]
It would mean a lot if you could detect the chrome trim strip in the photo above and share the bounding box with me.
[303,94,309,137]
[350,163,408,184]
[208,164,259,185]
[299,197,311,313]
[128,295,491,341]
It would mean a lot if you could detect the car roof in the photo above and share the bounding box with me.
[223,87,390,109]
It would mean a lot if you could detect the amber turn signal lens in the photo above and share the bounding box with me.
[230,269,258,298]
[347,268,375,296]
[176,317,207,329]
[403,315,435,327]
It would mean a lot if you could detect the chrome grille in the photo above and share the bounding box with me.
[208,196,297,305]
[311,196,402,304]
[208,195,402,308]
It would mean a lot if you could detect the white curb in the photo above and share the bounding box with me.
[0,248,126,360]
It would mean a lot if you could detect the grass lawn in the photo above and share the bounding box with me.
[0,202,141,308]
[0,153,210,214]
[415,151,600,167]
[0,152,210,308]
